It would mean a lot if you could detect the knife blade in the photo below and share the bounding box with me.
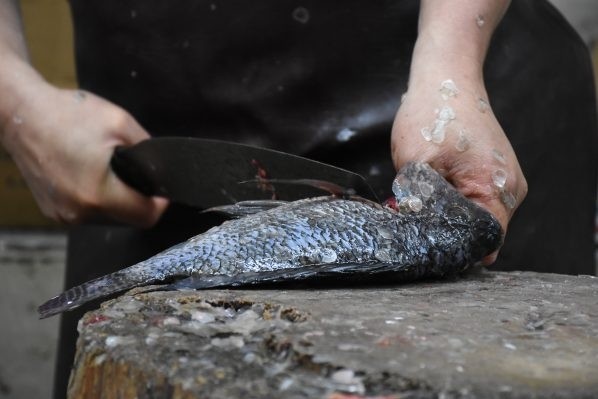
[110,137,378,209]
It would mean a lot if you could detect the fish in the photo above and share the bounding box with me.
[38,162,502,318]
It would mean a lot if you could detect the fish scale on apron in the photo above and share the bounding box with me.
[53,1,597,397]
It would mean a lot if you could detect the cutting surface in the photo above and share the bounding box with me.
[70,271,598,399]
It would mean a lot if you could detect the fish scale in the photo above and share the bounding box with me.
[38,163,502,318]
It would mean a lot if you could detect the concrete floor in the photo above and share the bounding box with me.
[0,2,596,399]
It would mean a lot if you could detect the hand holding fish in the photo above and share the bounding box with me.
[391,0,527,263]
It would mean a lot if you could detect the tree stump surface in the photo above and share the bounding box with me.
[69,271,598,399]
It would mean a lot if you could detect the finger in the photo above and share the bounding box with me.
[107,112,152,147]
[481,251,499,266]
[100,171,169,228]
[469,196,511,266]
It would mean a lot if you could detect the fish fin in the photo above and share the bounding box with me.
[38,272,127,318]
[202,200,288,218]
[37,260,178,318]
[239,178,354,197]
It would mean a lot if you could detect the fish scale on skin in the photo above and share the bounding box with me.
[38,163,502,319]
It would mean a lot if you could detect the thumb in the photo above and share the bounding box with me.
[113,113,152,146]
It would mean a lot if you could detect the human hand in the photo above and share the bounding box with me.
[392,75,527,263]
[392,0,524,264]
[0,83,168,226]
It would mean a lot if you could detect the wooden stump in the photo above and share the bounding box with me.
[69,271,598,398]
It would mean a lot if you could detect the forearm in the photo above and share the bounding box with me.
[0,0,28,58]
[0,0,48,144]
[410,0,511,88]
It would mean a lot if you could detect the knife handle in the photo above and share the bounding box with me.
[110,145,157,197]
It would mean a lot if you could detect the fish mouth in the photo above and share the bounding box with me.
[471,212,504,259]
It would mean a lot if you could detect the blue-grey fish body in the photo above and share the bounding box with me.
[39,163,502,318]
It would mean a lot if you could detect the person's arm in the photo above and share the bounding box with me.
[392,0,527,263]
[0,0,167,226]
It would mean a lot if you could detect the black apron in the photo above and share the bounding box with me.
[54,1,598,397]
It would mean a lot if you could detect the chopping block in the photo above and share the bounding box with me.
[68,271,598,399]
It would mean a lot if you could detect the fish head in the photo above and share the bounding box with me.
[447,203,503,260]
[392,162,503,260]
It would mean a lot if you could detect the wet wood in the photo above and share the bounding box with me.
[69,271,598,399]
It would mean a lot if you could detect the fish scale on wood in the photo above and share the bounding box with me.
[38,162,502,318]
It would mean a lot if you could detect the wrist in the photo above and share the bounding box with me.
[0,55,51,145]
[409,0,511,93]
[415,17,491,69]
[416,0,510,60]
[408,35,486,93]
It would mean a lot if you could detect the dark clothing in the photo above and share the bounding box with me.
[55,0,598,397]
[71,0,416,197]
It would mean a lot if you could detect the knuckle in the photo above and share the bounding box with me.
[103,104,132,130]
[111,110,132,131]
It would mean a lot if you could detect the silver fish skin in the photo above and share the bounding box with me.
[38,163,502,318]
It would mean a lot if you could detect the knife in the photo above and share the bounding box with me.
[110,137,378,209]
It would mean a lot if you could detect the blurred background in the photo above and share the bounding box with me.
[0,1,596,398]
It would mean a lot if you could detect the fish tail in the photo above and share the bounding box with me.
[38,263,158,319]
